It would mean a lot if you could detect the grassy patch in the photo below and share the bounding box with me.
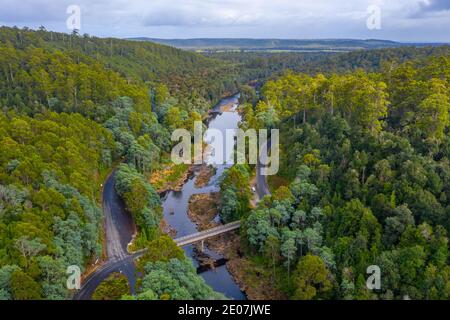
[149,163,190,192]
[267,175,290,193]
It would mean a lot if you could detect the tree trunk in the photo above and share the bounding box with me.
[287,256,291,285]
[330,92,334,115]
[9,64,14,82]
[272,253,276,285]
[362,167,366,184]
[74,87,77,108]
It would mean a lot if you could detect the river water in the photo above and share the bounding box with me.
[161,94,246,300]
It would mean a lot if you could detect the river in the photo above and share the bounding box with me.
[161,94,246,300]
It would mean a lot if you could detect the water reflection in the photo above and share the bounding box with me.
[161,94,246,300]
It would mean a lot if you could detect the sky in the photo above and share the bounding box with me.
[0,0,449,42]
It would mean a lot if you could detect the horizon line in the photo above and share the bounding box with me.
[2,25,449,44]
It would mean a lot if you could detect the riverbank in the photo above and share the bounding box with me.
[195,165,217,188]
[219,100,237,112]
[150,163,193,192]
[187,189,284,300]
[188,192,220,230]
[157,93,251,300]
[225,241,287,300]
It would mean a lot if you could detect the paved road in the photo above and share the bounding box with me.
[103,171,135,261]
[74,96,272,300]
[74,256,136,300]
[256,139,272,199]
[74,172,245,299]
[74,171,136,300]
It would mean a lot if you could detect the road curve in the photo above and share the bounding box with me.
[74,96,271,300]
[74,171,136,300]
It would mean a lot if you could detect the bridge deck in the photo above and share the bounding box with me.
[132,221,241,258]
[175,221,241,247]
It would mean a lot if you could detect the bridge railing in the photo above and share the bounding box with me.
[175,221,241,246]
[131,221,241,258]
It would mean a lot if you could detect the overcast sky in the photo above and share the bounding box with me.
[0,0,449,42]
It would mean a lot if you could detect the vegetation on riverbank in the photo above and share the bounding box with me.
[115,164,162,248]
[149,163,191,192]
[239,54,450,299]
[128,235,225,300]
[1,24,449,301]
[267,175,290,194]
[0,26,234,300]
[194,165,217,188]
[134,258,226,300]
[227,249,287,300]
[219,165,252,223]
[188,193,221,230]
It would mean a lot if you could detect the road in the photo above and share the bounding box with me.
[74,171,136,300]
[74,98,272,300]
[74,174,245,300]
[256,139,272,199]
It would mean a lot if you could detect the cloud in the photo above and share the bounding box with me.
[420,0,450,11]
[0,0,448,41]
[139,0,275,27]
[142,7,261,27]
[0,0,65,23]
[410,0,450,18]
[140,0,369,27]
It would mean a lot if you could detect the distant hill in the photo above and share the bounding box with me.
[0,26,238,102]
[127,38,439,52]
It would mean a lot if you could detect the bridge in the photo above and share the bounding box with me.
[175,221,241,247]
[132,221,241,257]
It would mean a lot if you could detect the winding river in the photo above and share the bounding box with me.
[75,94,246,300]
[161,94,246,300]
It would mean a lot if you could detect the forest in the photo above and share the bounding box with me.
[210,45,450,86]
[233,54,450,299]
[0,26,238,103]
[0,25,449,300]
[0,26,236,300]
[133,38,406,51]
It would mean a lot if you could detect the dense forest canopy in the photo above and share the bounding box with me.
[0,25,449,300]
[0,111,113,299]
[209,46,450,86]
[0,26,238,300]
[236,53,450,299]
[133,38,410,51]
[0,26,238,104]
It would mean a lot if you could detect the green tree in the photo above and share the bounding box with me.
[92,273,130,300]
[416,93,449,141]
[139,259,224,300]
[10,270,42,300]
[292,255,332,300]
[264,234,281,282]
[138,235,185,268]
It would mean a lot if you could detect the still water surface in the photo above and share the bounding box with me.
[161,94,246,300]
